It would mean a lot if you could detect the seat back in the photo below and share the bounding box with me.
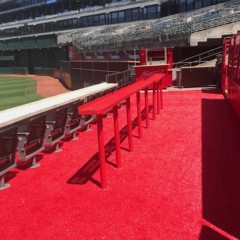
[65,100,84,133]
[52,107,68,141]
[17,114,46,160]
[45,107,68,146]
[0,126,18,175]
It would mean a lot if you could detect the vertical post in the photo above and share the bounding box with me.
[145,88,149,128]
[134,49,137,66]
[222,39,230,93]
[113,106,121,168]
[136,91,142,138]
[157,81,160,114]
[126,97,133,152]
[152,83,156,120]
[166,47,173,87]
[160,79,163,109]
[139,49,147,65]
[97,115,107,189]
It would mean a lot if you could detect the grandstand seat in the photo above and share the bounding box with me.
[64,100,85,139]
[0,125,18,190]
[86,94,97,103]
[45,107,68,152]
[17,115,46,167]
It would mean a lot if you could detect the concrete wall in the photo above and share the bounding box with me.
[190,21,240,46]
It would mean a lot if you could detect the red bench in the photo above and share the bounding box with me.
[78,73,164,189]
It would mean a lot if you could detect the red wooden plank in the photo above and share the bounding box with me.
[79,74,164,116]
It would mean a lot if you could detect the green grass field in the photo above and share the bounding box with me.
[0,76,43,111]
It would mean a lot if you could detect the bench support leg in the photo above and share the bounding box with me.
[145,88,149,128]
[113,106,121,169]
[157,82,160,114]
[136,91,142,138]
[0,176,10,190]
[160,80,163,109]
[126,97,133,152]
[152,83,156,120]
[97,115,107,189]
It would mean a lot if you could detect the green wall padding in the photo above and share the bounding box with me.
[36,36,57,48]
[7,41,22,49]
[34,67,55,76]
[0,55,14,61]
[0,42,7,50]
[22,39,37,49]
[0,67,29,74]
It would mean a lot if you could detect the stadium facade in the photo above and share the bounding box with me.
[0,0,236,74]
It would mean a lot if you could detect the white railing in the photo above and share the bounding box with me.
[0,82,117,128]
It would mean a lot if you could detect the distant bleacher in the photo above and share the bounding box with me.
[191,0,240,33]
[72,0,240,52]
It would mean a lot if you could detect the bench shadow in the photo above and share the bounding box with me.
[3,170,18,183]
[67,105,152,187]
[42,141,64,154]
[16,154,44,170]
[66,124,129,187]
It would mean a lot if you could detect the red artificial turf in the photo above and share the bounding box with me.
[0,89,239,240]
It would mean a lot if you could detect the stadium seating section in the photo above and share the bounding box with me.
[0,82,118,189]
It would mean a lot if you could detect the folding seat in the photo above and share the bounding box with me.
[0,126,18,190]
[45,107,68,152]
[64,100,85,139]
[17,115,46,167]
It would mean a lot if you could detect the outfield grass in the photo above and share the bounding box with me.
[0,76,43,111]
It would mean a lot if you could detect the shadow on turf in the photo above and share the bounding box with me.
[66,124,129,187]
[16,154,44,170]
[3,171,18,184]
[66,107,153,187]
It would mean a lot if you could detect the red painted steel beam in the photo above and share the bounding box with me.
[145,88,149,128]
[126,97,133,152]
[96,115,107,189]
[113,106,121,169]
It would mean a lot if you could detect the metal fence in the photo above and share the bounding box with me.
[105,69,134,87]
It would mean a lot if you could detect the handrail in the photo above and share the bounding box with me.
[173,46,223,68]
[105,69,133,87]
[0,82,117,129]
